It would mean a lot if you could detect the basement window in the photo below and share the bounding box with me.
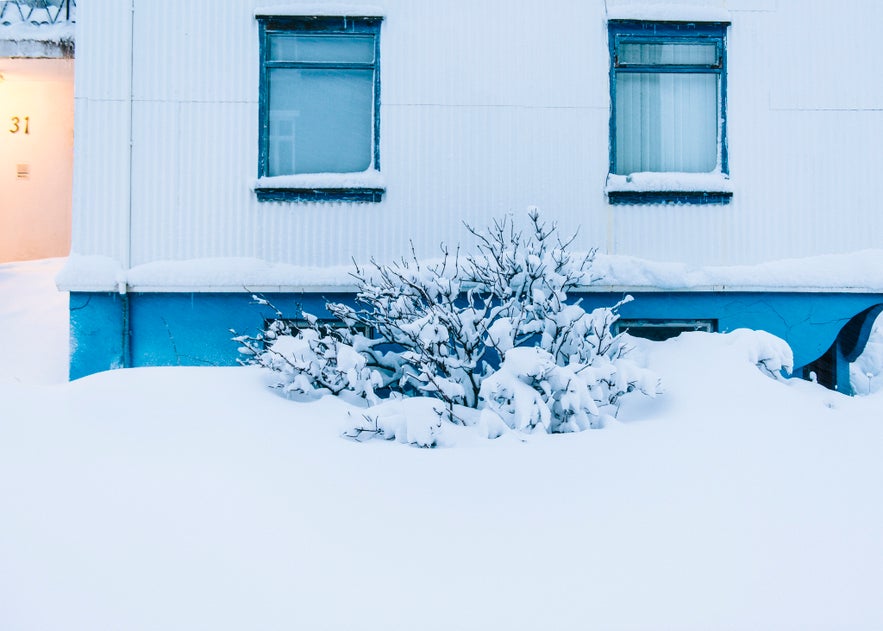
[614,319,717,341]
[264,318,371,340]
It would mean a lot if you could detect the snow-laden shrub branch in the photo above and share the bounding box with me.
[235,298,381,405]
[240,210,661,441]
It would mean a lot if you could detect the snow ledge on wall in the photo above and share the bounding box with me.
[56,250,883,295]
[606,4,731,23]
[255,4,385,17]
[55,255,126,293]
[56,255,359,294]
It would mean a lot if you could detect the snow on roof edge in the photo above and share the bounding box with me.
[0,22,74,45]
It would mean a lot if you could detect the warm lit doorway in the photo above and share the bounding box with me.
[1,0,74,263]
[0,57,73,262]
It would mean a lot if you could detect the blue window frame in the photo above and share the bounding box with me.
[608,20,730,205]
[256,15,383,203]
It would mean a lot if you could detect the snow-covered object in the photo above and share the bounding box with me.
[55,255,126,292]
[724,328,794,380]
[241,318,382,404]
[239,214,659,446]
[851,313,883,395]
[58,249,883,294]
[253,169,385,192]
[106,256,356,293]
[645,328,795,397]
[605,172,732,194]
[591,249,883,292]
[330,252,483,407]
[0,21,72,45]
[480,347,599,434]
[479,342,661,435]
[0,258,69,385]
[253,211,661,437]
[342,398,443,448]
[329,210,615,411]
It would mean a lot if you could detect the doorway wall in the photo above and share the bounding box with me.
[0,57,73,262]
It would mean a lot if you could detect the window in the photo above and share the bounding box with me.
[614,319,717,341]
[607,20,730,204]
[255,15,383,202]
[264,318,371,339]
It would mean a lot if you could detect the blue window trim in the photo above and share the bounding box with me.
[607,190,732,205]
[255,187,384,203]
[607,20,730,206]
[256,15,383,203]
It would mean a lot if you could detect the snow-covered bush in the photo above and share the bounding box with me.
[235,303,381,405]
[480,343,660,434]
[330,211,600,406]
[342,399,445,448]
[242,210,660,437]
[328,247,482,414]
[479,347,598,433]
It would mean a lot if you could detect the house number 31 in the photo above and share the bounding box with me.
[9,116,30,134]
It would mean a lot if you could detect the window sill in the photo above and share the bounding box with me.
[254,170,385,203]
[606,172,732,205]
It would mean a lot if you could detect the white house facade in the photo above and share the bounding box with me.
[58,0,883,391]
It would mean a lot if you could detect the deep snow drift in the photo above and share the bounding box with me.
[1,259,883,631]
[0,257,68,384]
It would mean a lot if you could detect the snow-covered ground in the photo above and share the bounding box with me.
[0,258,69,384]
[2,259,883,630]
[852,323,883,395]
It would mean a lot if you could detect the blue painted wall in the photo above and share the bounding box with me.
[126,292,347,368]
[69,290,883,389]
[69,292,128,380]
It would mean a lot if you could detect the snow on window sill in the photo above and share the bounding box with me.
[253,169,385,203]
[606,172,732,205]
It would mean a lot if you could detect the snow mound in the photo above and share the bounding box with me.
[723,328,794,379]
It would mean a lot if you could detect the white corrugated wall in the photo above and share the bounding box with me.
[70,0,883,274]
[71,0,133,264]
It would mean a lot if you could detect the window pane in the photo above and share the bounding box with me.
[268,68,374,175]
[618,42,718,66]
[269,34,375,63]
[615,72,718,174]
